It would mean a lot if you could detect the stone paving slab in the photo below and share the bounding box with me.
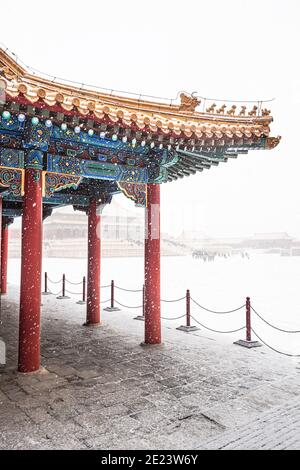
[0,291,299,450]
[201,397,300,450]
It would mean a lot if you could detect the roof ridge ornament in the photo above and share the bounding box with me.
[179,93,201,112]
[266,136,281,149]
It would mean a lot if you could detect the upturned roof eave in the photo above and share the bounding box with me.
[0,48,274,127]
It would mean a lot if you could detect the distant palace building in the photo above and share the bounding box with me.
[9,220,300,258]
[9,202,180,258]
[241,233,293,250]
[175,231,300,256]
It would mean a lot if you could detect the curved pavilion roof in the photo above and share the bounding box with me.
[0,48,280,154]
[0,46,280,217]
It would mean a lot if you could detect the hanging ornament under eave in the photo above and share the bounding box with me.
[45,119,52,128]
[18,113,26,123]
[2,111,11,120]
[31,117,39,126]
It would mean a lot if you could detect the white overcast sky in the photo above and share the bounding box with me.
[2,0,299,237]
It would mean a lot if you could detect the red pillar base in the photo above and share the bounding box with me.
[83,321,101,327]
[176,325,199,333]
[140,342,164,349]
[234,339,262,349]
[17,366,48,376]
[104,306,120,312]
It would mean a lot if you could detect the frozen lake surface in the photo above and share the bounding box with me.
[8,254,300,356]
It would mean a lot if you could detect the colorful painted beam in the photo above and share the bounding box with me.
[46,154,167,183]
[1,192,91,207]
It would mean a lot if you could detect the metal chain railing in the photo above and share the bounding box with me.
[251,306,300,334]
[48,290,62,297]
[191,315,246,334]
[161,296,186,303]
[65,289,82,296]
[47,276,62,285]
[161,314,186,321]
[41,272,300,358]
[114,300,143,309]
[251,328,300,358]
[191,297,246,315]
[45,273,111,290]
[114,285,143,293]
[65,279,83,286]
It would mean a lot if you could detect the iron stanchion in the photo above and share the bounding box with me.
[104,280,120,311]
[177,289,199,332]
[57,274,70,300]
[234,297,262,348]
[42,272,51,296]
[77,276,86,305]
[134,285,145,321]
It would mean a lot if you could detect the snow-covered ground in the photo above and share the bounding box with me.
[7,253,300,356]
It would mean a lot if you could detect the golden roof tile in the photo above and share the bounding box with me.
[0,47,280,148]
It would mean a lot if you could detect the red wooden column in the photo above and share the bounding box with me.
[0,198,2,295]
[144,184,161,345]
[1,220,9,295]
[86,198,101,325]
[18,151,43,373]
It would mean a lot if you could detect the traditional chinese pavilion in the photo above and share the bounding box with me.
[0,47,280,373]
